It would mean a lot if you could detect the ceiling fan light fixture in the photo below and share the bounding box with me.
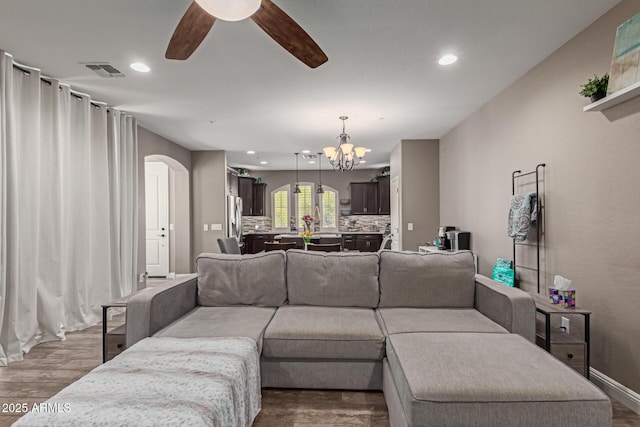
[196,0,261,21]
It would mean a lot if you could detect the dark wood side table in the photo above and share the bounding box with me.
[102,297,128,363]
[529,293,591,378]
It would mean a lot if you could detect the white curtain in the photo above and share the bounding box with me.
[0,51,138,365]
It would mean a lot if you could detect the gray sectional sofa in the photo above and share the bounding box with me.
[126,249,611,426]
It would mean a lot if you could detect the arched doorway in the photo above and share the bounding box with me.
[144,155,190,278]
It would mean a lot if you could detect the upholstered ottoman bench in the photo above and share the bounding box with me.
[383,333,611,427]
[14,337,261,427]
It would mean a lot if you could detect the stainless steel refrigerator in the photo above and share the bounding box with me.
[226,195,243,243]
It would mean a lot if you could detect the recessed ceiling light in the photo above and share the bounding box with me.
[302,150,311,154]
[360,160,367,164]
[308,160,316,164]
[260,161,268,165]
[438,54,458,66]
[247,150,255,154]
[365,148,372,153]
[130,62,150,72]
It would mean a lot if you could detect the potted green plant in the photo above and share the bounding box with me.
[579,73,609,102]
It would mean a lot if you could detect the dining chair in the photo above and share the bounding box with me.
[379,235,393,251]
[280,236,305,249]
[264,241,297,252]
[217,237,241,254]
[306,243,341,252]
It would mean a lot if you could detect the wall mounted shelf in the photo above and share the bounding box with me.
[583,80,640,112]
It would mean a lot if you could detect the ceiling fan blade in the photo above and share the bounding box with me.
[166,2,216,60]
[251,0,328,68]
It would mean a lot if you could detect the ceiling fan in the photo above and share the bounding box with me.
[165,0,328,68]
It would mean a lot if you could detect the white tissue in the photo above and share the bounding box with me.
[553,275,572,290]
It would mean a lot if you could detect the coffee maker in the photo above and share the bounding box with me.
[438,226,455,250]
[446,230,471,251]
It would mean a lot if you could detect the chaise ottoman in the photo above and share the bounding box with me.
[384,333,611,427]
[14,337,261,427]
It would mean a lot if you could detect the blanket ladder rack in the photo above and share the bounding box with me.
[511,163,546,293]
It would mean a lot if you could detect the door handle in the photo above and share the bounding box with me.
[158,234,165,237]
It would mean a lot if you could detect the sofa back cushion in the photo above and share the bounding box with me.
[286,250,380,307]
[196,251,287,307]
[379,251,476,308]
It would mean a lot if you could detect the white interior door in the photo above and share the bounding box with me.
[391,176,401,251]
[145,162,169,277]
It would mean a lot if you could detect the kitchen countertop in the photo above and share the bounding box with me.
[243,231,384,236]
[274,232,383,238]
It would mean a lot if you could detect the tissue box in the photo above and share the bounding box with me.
[548,288,576,308]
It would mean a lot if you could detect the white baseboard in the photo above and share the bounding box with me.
[590,367,640,415]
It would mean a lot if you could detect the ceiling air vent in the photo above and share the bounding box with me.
[84,63,125,78]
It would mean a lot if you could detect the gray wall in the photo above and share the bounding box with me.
[391,139,440,251]
[169,169,190,274]
[137,127,193,281]
[440,0,640,392]
[191,151,227,257]
[247,168,382,216]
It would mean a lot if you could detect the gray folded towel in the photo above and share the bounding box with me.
[508,192,537,241]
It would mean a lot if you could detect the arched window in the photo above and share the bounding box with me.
[295,182,314,229]
[271,184,290,231]
[319,186,339,231]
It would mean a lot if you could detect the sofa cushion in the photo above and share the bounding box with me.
[262,306,385,360]
[153,306,276,353]
[196,252,287,307]
[376,308,508,336]
[379,251,475,308]
[286,250,380,307]
[386,332,611,426]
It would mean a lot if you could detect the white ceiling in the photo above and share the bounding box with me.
[0,0,621,170]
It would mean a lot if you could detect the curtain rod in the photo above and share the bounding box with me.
[12,62,108,110]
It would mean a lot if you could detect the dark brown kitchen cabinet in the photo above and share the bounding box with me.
[341,233,382,252]
[356,234,383,252]
[252,183,266,216]
[238,177,254,216]
[243,233,274,254]
[227,171,238,196]
[238,177,267,216]
[350,182,378,215]
[377,176,390,215]
[341,234,357,251]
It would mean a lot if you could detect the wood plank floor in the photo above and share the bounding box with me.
[1,318,638,427]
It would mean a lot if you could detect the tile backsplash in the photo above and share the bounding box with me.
[242,215,390,234]
[339,215,391,232]
[242,216,272,233]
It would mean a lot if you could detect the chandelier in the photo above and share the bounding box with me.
[195,0,261,21]
[323,116,368,171]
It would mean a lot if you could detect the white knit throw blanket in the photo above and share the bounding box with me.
[14,337,261,427]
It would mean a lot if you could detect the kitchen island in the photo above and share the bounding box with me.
[242,232,384,254]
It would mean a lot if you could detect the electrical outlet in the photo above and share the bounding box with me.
[561,316,570,334]
[408,223,414,231]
